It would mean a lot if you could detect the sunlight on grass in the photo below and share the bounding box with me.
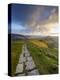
[27,41,58,74]
[30,40,48,48]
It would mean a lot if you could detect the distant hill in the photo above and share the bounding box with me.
[42,36,58,48]
[25,35,47,39]
[8,33,26,40]
[8,33,58,48]
[9,34,47,40]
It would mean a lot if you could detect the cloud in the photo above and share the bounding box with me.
[24,7,58,36]
[11,4,58,36]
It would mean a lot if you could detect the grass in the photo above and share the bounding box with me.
[10,38,58,75]
[27,40,58,74]
[11,40,24,76]
[30,40,48,48]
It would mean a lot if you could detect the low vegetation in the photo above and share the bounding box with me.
[10,36,58,75]
[27,40,58,74]
[11,40,24,76]
[30,40,48,48]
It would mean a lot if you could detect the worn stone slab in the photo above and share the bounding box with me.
[15,63,23,74]
[25,53,30,57]
[27,69,39,75]
[27,56,33,61]
[25,61,36,70]
[19,56,26,63]
[15,44,40,76]
[25,50,30,57]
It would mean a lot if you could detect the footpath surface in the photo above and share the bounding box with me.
[15,44,39,76]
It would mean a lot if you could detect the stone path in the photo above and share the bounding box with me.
[15,44,39,76]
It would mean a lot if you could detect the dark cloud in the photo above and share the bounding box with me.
[9,4,58,35]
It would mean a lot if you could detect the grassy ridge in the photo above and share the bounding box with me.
[27,41,58,74]
[11,40,24,76]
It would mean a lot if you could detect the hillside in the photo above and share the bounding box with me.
[8,33,26,40]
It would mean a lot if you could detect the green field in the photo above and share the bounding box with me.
[27,40,58,74]
[11,40,24,76]
[11,38,58,75]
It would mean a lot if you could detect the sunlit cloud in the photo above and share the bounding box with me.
[10,4,58,36]
[25,7,58,36]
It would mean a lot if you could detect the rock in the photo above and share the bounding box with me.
[24,47,30,57]
[25,60,36,70]
[27,56,33,61]
[27,69,39,75]
[15,63,23,74]
[15,44,40,76]
[19,56,26,63]
[18,50,26,63]
[25,51,30,57]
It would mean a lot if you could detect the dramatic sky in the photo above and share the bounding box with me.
[9,4,59,36]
